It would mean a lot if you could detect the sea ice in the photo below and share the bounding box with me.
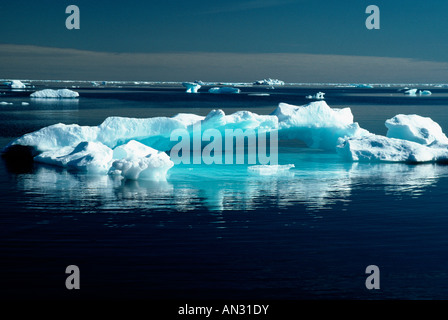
[30,89,79,99]
[182,82,201,93]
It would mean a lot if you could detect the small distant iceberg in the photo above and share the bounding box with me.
[30,89,79,99]
[208,87,240,94]
[404,88,432,96]
[404,88,418,96]
[306,92,325,100]
[182,82,201,93]
[354,84,373,88]
[253,78,285,86]
[5,80,26,89]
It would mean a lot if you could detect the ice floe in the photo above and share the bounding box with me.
[30,89,79,99]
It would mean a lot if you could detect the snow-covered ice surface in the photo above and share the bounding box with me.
[30,89,79,98]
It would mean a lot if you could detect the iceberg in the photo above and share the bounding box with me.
[5,98,448,179]
[253,78,285,86]
[337,133,448,163]
[419,90,432,96]
[385,114,448,145]
[306,92,325,100]
[182,82,201,93]
[208,87,240,94]
[404,89,418,96]
[30,89,79,99]
[5,80,26,89]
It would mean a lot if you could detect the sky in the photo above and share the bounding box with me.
[0,0,447,82]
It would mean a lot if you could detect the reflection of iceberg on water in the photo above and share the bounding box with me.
[248,164,294,176]
[208,87,240,94]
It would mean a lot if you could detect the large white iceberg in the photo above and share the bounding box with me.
[208,87,240,94]
[30,89,79,99]
[182,82,201,93]
[5,99,448,178]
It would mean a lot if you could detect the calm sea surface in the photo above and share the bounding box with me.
[1,83,448,299]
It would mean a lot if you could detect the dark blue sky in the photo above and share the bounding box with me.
[0,0,447,82]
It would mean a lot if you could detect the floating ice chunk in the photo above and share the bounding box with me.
[306,92,325,100]
[30,89,79,99]
[182,82,201,93]
[109,152,174,181]
[5,80,26,89]
[0,102,13,105]
[271,101,369,150]
[404,89,418,96]
[419,90,432,96]
[35,141,113,173]
[386,114,448,145]
[337,134,448,163]
[21,102,30,106]
[208,87,240,94]
[248,164,294,175]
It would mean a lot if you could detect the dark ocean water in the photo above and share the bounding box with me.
[1,83,448,300]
